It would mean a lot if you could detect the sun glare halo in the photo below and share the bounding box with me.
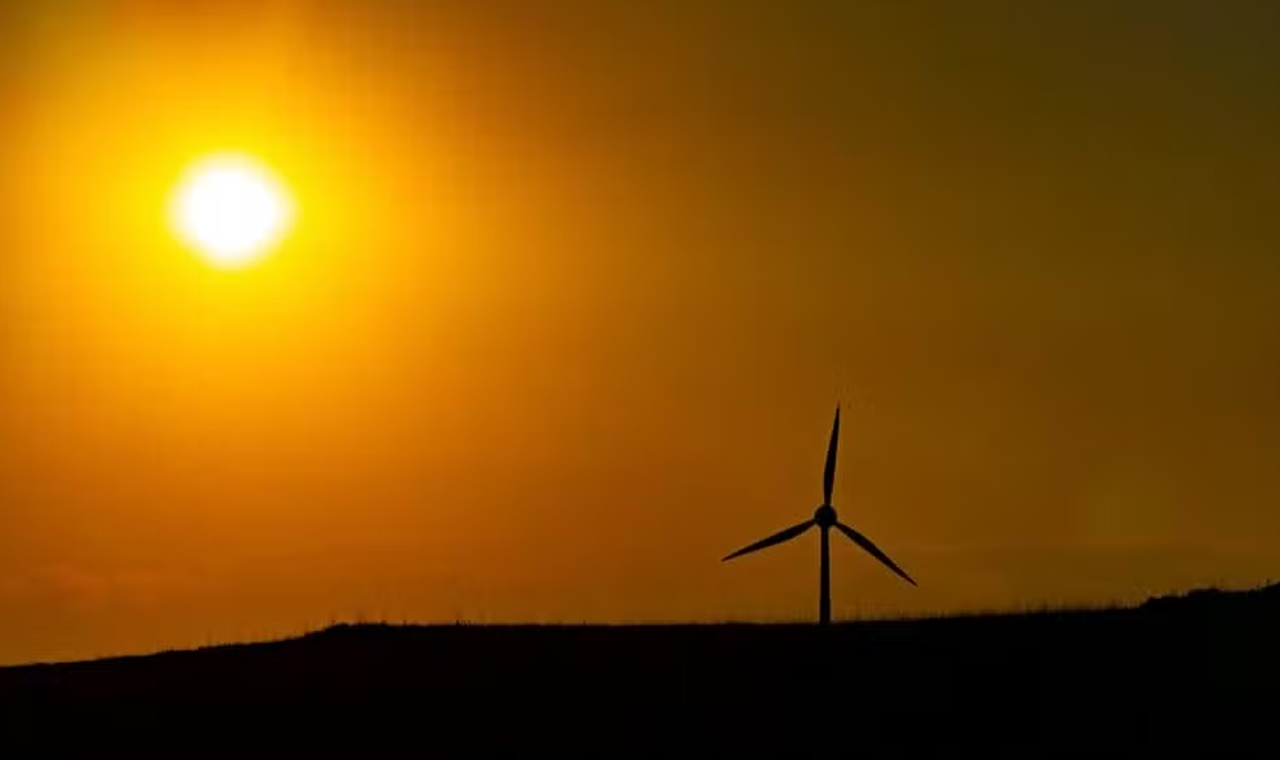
[170,154,295,269]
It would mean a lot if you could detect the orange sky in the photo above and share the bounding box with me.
[2,0,1279,664]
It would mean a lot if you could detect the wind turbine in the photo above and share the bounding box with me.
[723,406,916,624]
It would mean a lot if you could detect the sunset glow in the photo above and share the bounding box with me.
[3,0,1279,668]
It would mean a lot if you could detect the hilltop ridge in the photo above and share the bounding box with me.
[2,583,1277,750]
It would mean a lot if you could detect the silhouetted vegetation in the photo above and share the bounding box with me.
[2,583,1277,751]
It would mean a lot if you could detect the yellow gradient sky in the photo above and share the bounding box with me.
[2,0,1279,663]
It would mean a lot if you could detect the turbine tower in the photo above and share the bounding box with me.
[723,406,916,624]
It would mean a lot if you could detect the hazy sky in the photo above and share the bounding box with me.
[2,0,1278,664]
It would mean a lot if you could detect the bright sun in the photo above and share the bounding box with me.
[170,154,295,269]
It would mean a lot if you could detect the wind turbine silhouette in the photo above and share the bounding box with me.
[723,406,916,624]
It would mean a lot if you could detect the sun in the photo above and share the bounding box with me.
[170,153,295,269]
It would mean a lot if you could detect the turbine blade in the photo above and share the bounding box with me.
[834,522,917,586]
[822,406,840,505]
[723,520,815,562]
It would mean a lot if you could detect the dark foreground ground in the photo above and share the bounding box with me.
[3,584,1278,752]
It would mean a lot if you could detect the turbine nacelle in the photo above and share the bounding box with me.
[814,504,837,528]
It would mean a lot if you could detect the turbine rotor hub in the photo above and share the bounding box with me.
[814,504,837,527]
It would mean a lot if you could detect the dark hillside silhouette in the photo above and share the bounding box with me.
[2,583,1277,751]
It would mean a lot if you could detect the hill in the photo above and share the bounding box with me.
[3,584,1278,751]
